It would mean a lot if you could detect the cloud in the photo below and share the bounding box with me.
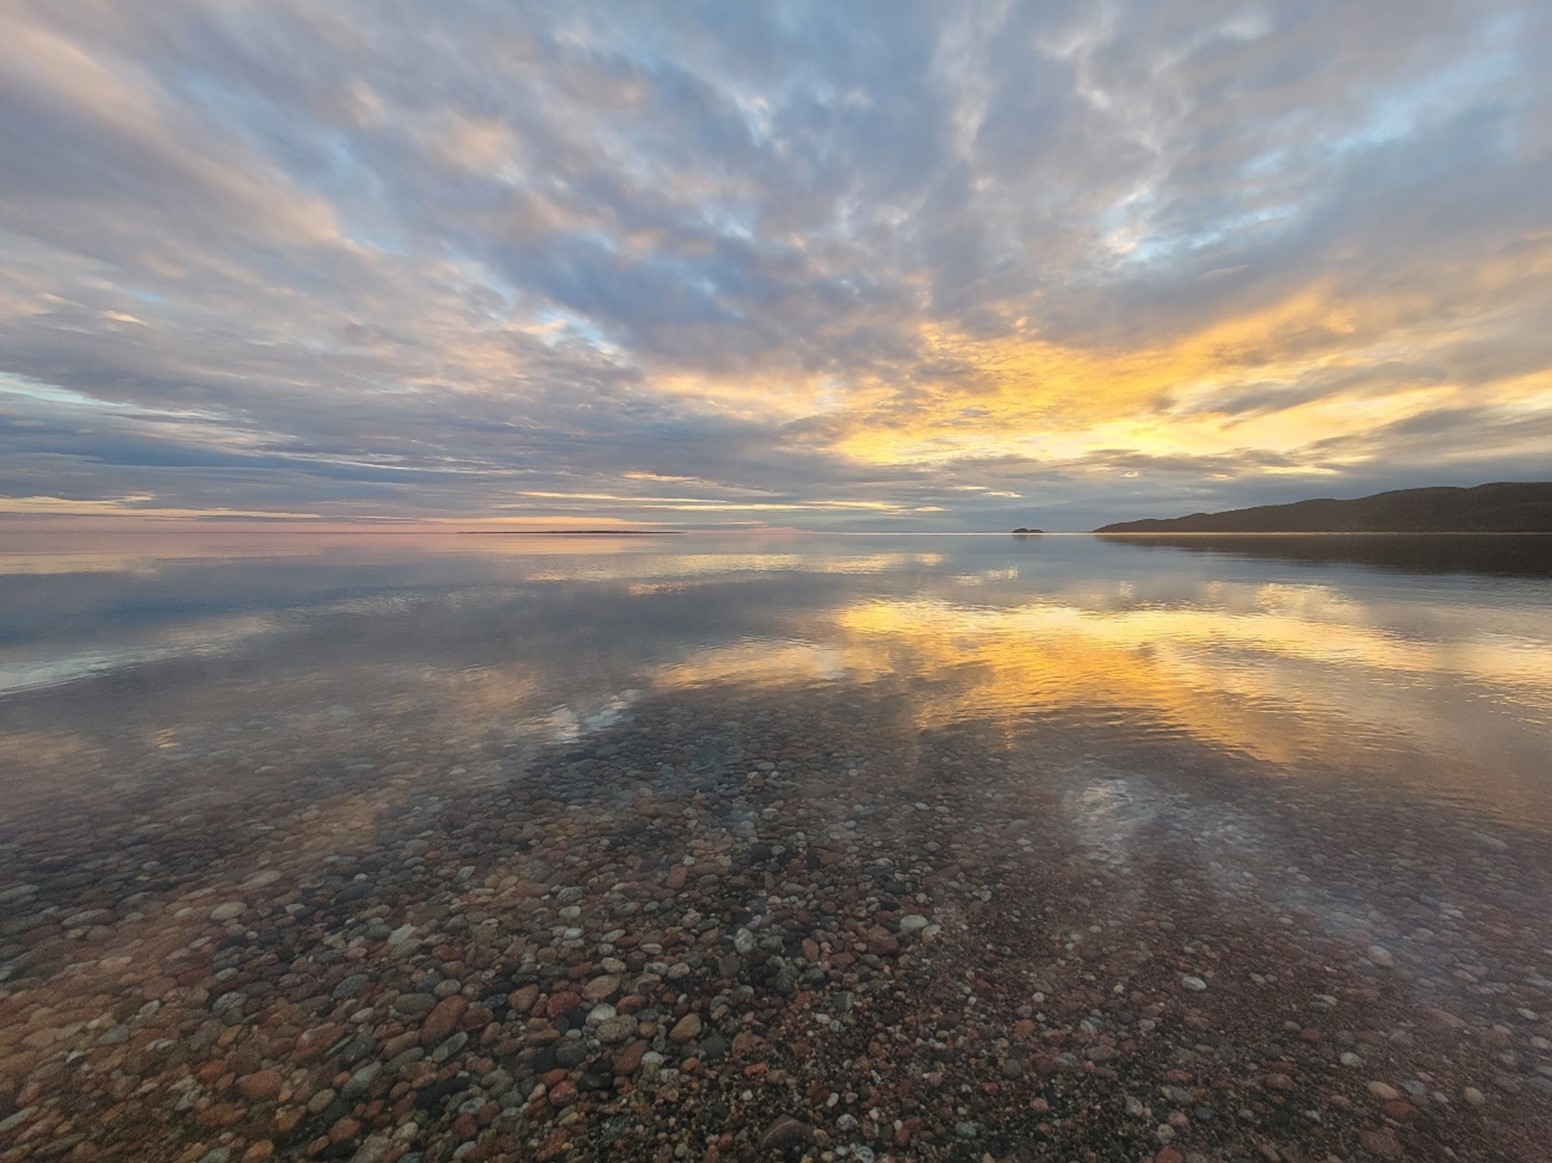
[0,0,1548,530]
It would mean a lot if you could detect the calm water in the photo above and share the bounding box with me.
[3,531,1552,1161]
[3,531,1549,827]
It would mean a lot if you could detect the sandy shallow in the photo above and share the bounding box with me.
[2,677,1550,1163]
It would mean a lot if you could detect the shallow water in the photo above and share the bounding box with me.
[4,531,1549,826]
[2,531,1551,1161]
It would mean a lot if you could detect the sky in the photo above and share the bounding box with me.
[1,0,1549,531]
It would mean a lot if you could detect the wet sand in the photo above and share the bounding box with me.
[3,681,1550,1163]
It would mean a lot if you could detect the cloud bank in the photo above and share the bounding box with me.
[1,0,1549,528]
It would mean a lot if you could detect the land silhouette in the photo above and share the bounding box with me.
[1096,481,1552,534]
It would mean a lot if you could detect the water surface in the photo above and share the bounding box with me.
[4,531,1549,824]
[1,531,1550,1161]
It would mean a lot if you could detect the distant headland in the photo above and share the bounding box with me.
[1095,482,1552,534]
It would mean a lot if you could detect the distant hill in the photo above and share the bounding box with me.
[1095,482,1552,534]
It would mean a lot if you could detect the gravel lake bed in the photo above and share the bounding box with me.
[2,533,1550,1162]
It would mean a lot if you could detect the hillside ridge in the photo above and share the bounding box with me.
[1095,482,1552,533]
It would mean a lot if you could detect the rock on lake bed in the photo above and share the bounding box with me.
[2,680,1551,1162]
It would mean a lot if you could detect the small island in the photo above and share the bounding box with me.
[1095,481,1552,534]
[1011,527,1044,534]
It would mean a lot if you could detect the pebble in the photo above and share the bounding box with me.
[597,1015,636,1044]
[420,996,467,1045]
[4,674,1551,1163]
[582,973,621,1001]
[669,1012,703,1043]
[342,1062,383,1099]
[1366,944,1395,968]
[235,1069,282,1102]
[333,972,370,999]
[759,1117,814,1151]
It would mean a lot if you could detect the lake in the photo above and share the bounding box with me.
[1,531,1550,1161]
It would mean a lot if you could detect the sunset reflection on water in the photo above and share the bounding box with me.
[3,530,1552,1163]
[1,531,1549,827]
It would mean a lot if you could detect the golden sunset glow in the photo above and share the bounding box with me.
[0,3,1547,528]
[1,8,1548,1144]
[836,251,1552,477]
[651,580,1552,821]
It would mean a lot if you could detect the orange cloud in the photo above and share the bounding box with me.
[828,231,1552,478]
